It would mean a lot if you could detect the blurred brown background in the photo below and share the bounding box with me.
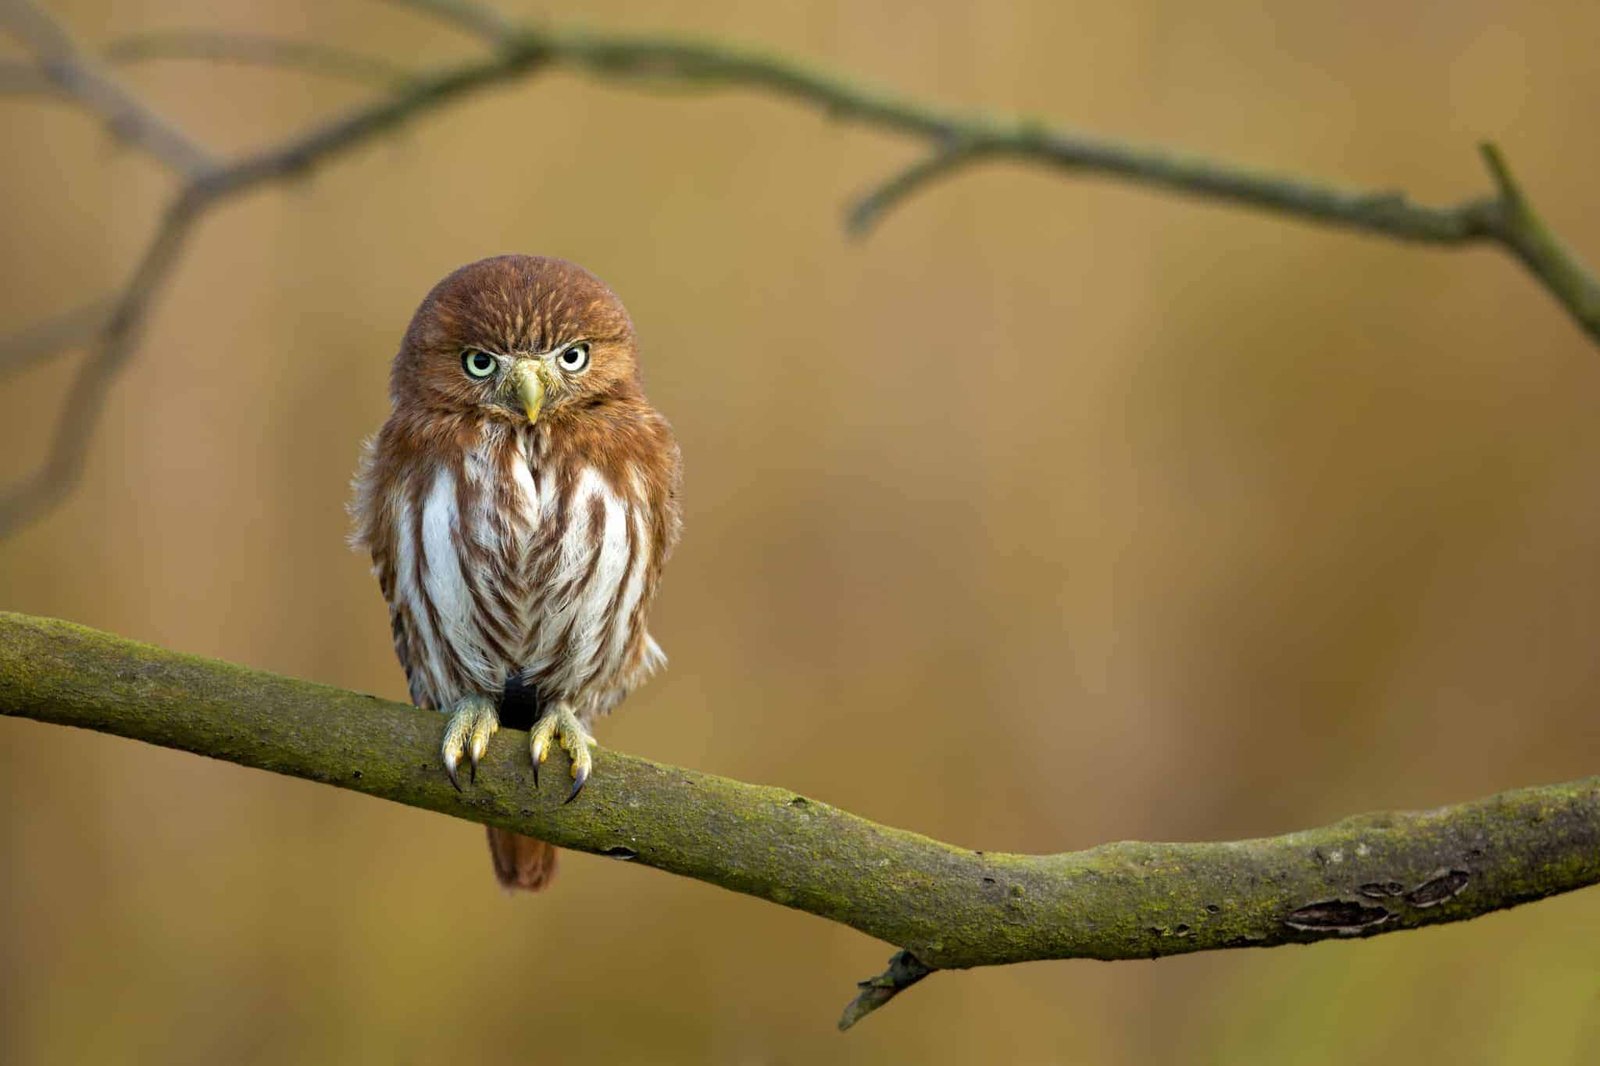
[4,1,1600,1063]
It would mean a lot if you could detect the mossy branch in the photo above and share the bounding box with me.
[4,0,1600,536]
[3,611,1599,1030]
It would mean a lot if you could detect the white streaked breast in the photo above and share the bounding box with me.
[419,464,497,693]
[600,506,651,678]
[568,470,632,688]
[521,466,634,694]
[392,490,440,703]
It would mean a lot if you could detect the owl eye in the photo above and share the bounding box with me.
[462,349,498,379]
[556,342,591,373]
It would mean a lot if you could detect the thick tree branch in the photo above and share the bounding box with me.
[3,0,1598,536]
[3,611,1598,1029]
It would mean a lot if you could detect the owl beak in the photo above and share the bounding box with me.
[509,360,549,423]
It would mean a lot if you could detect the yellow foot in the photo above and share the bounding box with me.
[441,694,499,791]
[529,703,597,804]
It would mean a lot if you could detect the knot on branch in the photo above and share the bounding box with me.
[1285,868,1472,936]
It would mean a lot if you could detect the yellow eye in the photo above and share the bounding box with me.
[557,342,590,373]
[462,349,497,379]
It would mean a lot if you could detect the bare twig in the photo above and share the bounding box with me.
[0,57,56,94]
[0,194,204,530]
[3,0,1598,537]
[388,0,516,43]
[190,48,551,200]
[0,0,216,177]
[1474,143,1600,335]
[846,139,995,235]
[0,299,113,376]
[0,15,553,536]
[838,950,935,1031]
[3,611,1599,1029]
[106,31,414,87]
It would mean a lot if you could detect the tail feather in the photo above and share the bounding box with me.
[486,827,559,892]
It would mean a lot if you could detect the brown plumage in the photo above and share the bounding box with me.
[351,255,681,891]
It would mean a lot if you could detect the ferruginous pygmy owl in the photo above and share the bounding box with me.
[351,255,682,891]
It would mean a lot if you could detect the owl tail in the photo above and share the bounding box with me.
[485,827,559,892]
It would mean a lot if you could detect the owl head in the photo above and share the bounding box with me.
[390,255,642,427]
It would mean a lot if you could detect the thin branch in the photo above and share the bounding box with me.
[0,0,216,177]
[504,27,1595,334]
[388,0,516,43]
[1474,142,1600,336]
[191,48,551,200]
[838,950,935,1031]
[0,194,204,534]
[0,299,113,376]
[0,57,56,95]
[4,0,1599,537]
[847,139,995,236]
[0,22,553,536]
[3,611,1599,1029]
[106,14,1600,317]
[106,31,414,88]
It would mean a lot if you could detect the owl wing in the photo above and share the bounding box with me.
[352,433,443,712]
[369,550,435,711]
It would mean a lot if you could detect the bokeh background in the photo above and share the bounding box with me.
[4,1,1600,1063]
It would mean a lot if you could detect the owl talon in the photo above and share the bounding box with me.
[530,731,550,787]
[441,695,500,792]
[565,760,590,804]
[529,703,596,802]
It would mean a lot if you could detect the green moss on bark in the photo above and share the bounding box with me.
[2,611,1598,971]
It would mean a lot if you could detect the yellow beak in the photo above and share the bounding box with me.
[510,360,548,423]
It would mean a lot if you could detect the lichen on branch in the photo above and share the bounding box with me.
[3,611,1598,1029]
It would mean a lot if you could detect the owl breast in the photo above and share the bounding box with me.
[392,425,660,716]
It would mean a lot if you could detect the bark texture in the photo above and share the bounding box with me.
[3,611,1597,976]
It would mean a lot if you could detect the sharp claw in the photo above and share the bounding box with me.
[441,697,498,793]
[530,705,594,802]
[564,736,592,803]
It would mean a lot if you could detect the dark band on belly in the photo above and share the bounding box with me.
[499,671,544,731]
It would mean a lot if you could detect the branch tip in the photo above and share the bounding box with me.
[838,951,936,1031]
[846,142,987,237]
[1477,141,1527,215]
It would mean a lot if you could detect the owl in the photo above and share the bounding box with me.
[351,255,682,891]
